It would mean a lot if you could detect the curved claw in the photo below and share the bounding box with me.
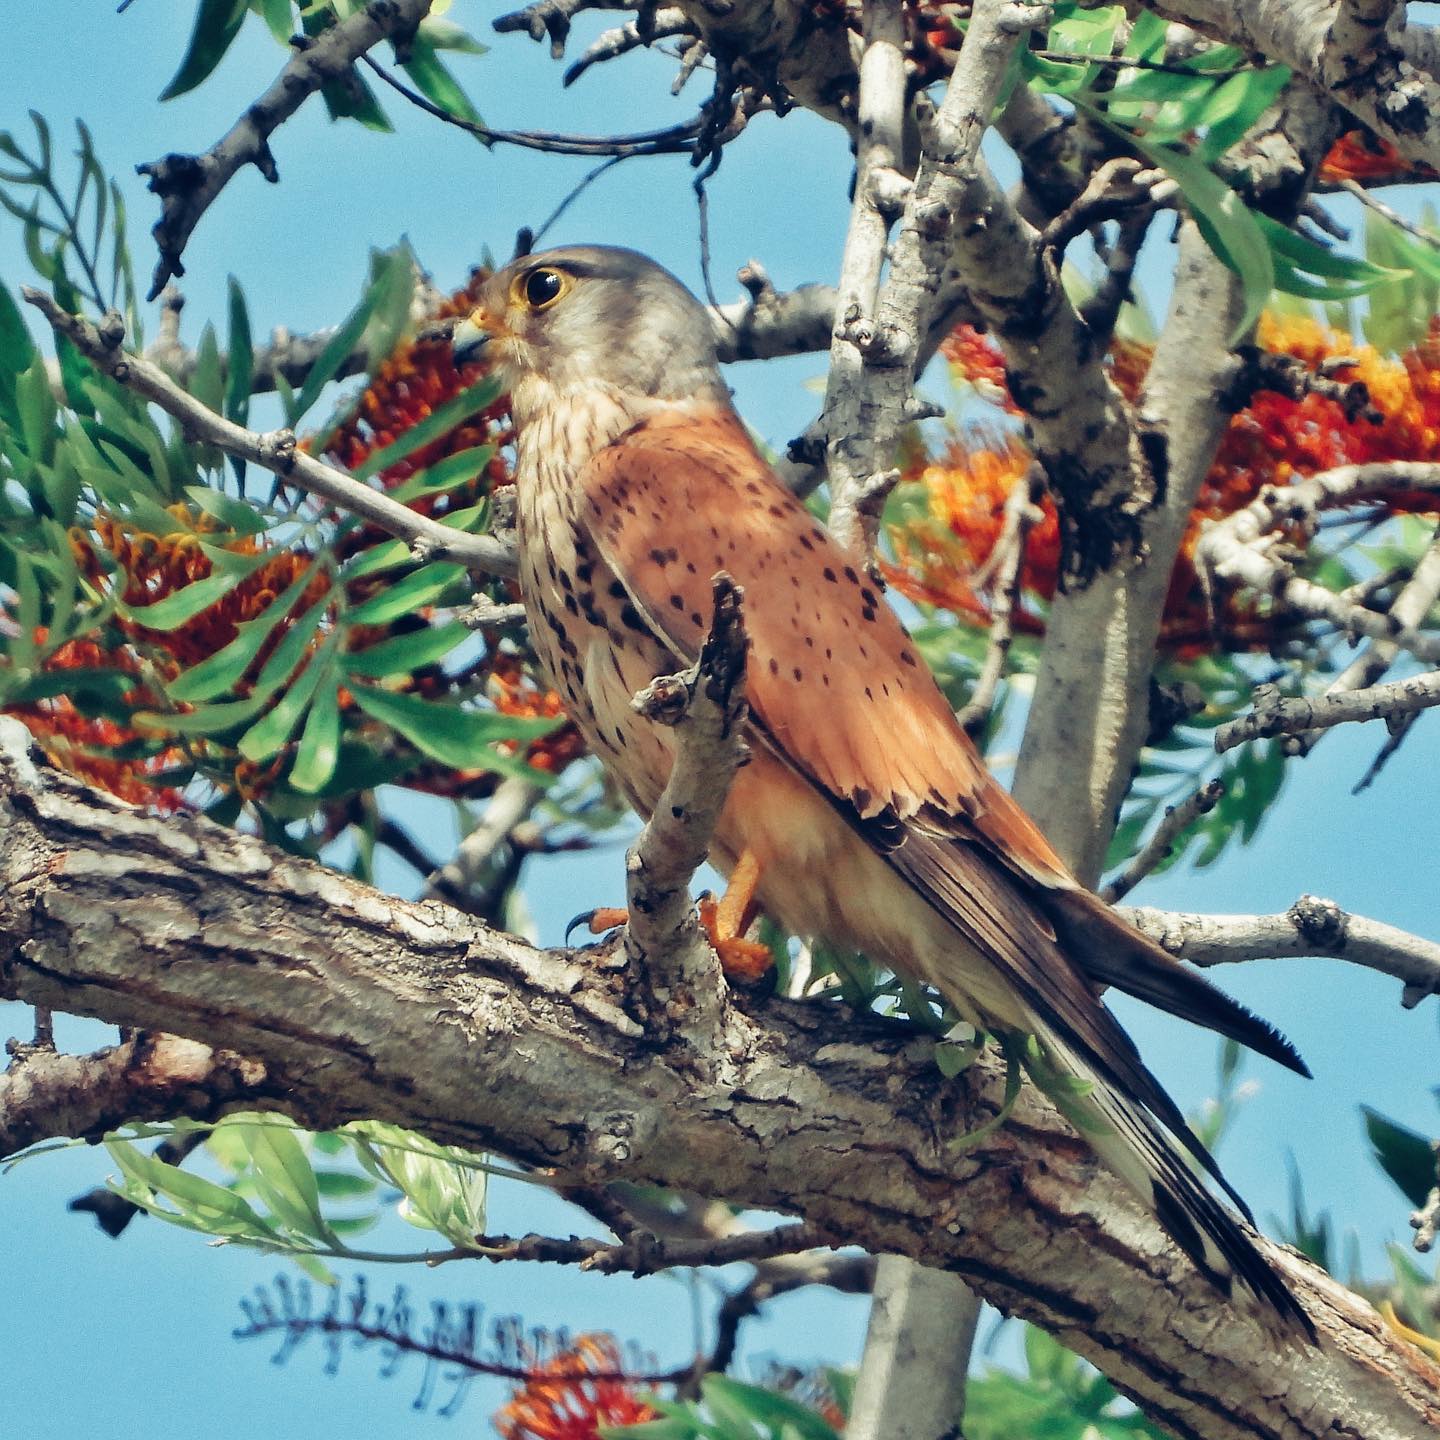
[565,906,630,943]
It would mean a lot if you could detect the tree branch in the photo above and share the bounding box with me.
[137,0,436,299]
[622,574,749,1044]
[1099,779,1226,904]
[467,1220,832,1273]
[1122,896,1440,1008]
[0,1032,267,1158]
[1194,463,1440,666]
[21,290,517,580]
[1213,673,1440,753]
[2,727,1438,1434]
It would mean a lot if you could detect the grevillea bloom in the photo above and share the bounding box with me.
[494,1335,658,1440]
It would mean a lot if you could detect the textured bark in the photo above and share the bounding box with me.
[1,724,1438,1438]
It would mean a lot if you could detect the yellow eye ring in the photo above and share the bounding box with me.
[512,266,570,311]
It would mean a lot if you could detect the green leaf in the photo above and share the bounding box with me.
[1362,1107,1436,1209]
[288,667,340,792]
[419,17,489,54]
[313,1169,378,1199]
[183,483,268,536]
[1129,133,1273,342]
[345,560,466,626]
[160,0,251,100]
[703,1379,840,1440]
[256,0,294,44]
[166,564,318,702]
[224,275,253,436]
[0,279,36,376]
[240,1122,335,1243]
[139,590,329,732]
[352,376,502,481]
[360,246,416,368]
[290,274,383,422]
[343,618,470,676]
[237,630,340,762]
[106,1139,279,1238]
[118,549,271,631]
[350,683,559,778]
[1195,66,1291,162]
[400,38,485,131]
[388,444,495,502]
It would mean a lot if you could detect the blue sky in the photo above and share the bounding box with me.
[3,5,1438,1437]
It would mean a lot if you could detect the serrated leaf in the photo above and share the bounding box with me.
[350,682,559,778]
[160,0,251,100]
[352,376,502,481]
[343,617,470,676]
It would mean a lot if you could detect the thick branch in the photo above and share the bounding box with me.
[0,1033,266,1157]
[138,0,435,298]
[1122,896,1440,1008]
[2,723,1438,1436]
[21,291,516,580]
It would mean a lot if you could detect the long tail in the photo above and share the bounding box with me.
[1020,1018,1315,1338]
[1044,887,1310,1079]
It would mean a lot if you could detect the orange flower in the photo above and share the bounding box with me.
[495,1335,657,1440]
[1321,129,1437,185]
[888,312,1440,653]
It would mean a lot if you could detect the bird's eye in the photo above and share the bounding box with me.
[524,268,565,310]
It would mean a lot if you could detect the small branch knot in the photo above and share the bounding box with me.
[1288,894,1348,951]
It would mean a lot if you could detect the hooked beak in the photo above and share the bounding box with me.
[452,310,496,366]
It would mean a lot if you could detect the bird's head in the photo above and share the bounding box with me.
[453,245,729,417]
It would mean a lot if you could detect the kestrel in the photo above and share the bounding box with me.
[453,245,1310,1330]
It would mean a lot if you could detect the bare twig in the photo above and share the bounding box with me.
[1100,779,1226,904]
[623,575,749,1038]
[562,8,694,86]
[420,776,546,906]
[360,54,710,156]
[137,0,436,298]
[1122,896,1440,1008]
[1213,674,1440,753]
[469,1220,833,1273]
[21,291,517,580]
[1194,463,1440,665]
[959,464,1044,735]
[493,0,635,58]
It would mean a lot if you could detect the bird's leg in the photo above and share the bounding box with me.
[697,849,773,982]
[571,852,771,980]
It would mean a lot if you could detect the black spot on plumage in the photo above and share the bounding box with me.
[608,580,627,599]
[900,648,918,667]
[793,667,803,681]
[669,595,685,611]
[768,658,780,676]
[860,587,878,607]
[690,611,703,627]
[768,503,786,518]
[844,565,859,584]
[564,594,580,616]
[799,534,815,551]
[862,606,877,623]
[823,567,838,583]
